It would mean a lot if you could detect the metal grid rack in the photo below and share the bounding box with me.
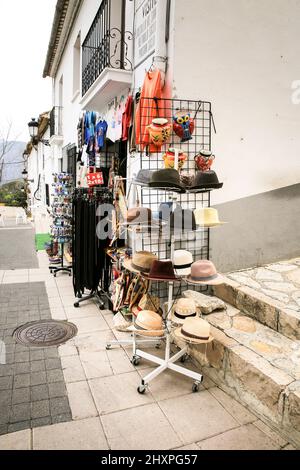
[132,97,215,299]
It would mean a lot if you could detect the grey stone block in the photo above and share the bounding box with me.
[14,374,30,389]
[0,390,11,405]
[31,384,49,402]
[48,382,67,399]
[15,352,30,363]
[30,349,44,361]
[15,362,30,375]
[12,387,30,405]
[30,371,47,386]
[0,365,14,377]
[44,348,59,359]
[9,402,31,423]
[50,397,70,417]
[8,421,30,433]
[0,376,13,390]
[30,360,46,373]
[31,416,51,428]
[31,400,50,419]
[45,358,61,370]
[51,412,72,424]
[47,369,64,383]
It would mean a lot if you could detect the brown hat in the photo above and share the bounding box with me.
[131,293,161,317]
[144,259,178,281]
[187,260,224,285]
[123,251,158,274]
[125,207,152,226]
[174,317,214,344]
[127,310,165,337]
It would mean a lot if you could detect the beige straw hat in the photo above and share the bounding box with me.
[127,310,165,337]
[194,208,227,227]
[171,298,198,325]
[174,317,214,344]
[123,251,158,275]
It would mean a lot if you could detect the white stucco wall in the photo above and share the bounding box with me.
[172,0,300,205]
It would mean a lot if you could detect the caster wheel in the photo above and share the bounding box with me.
[106,344,112,350]
[137,385,147,394]
[69,273,71,277]
[155,343,161,349]
[99,305,105,311]
[74,302,80,308]
[180,354,188,364]
[131,356,140,366]
[192,382,200,393]
[54,274,57,278]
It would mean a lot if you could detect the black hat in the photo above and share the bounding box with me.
[169,207,196,232]
[190,171,223,191]
[135,169,153,186]
[149,169,186,193]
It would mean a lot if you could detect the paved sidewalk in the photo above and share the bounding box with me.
[0,227,38,270]
[0,224,296,449]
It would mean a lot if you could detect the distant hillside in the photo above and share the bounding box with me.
[0,140,26,184]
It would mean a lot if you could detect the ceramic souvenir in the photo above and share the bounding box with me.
[194,149,215,171]
[173,111,195,142]
[146,118,171,147]
[163,148,188,170]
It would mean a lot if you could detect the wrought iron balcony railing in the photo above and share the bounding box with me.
[82,0,133,96]
[50,106,63,137]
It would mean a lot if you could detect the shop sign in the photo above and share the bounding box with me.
[134,0,158,68]
[87,172,104,187]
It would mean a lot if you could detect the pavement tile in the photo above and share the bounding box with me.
[31,384,49,402]
[101,403,182,450]
[33,417,108,450]
[31,400,50,419]
[61,355,86,383]
[71,316,110,335]
[46,368,64,383]
[8,421,31,434]
[12,387,30,405]
[29,349,44,361]
[79,351,112,379]
[15,362,30,374]
[209,387,256,425]
[48,381,67,399]
[106,348,135,375]
[14,374,30,389]
[253,420,288,448]
[43,348,59,359]
[0,429,31,450]
[58,343,78,357]
[197,423,280,450]
[159,391,239,445]
[30,371,47,386]
[66,381,98,420]
[89,371,154,415]
[50,397,70,417]
[9,402,31,423]
[51,412,72,424]
[31,417,52,428]
[45,358,61,370]
[30,360,46,373]
[15,351,30,363]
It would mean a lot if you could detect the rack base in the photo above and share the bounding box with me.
[74,289,110,310]
[135,345,203,394]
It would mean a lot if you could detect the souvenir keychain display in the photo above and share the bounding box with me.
[49,173,74,277]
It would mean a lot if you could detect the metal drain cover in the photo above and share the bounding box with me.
[13,320,77,347]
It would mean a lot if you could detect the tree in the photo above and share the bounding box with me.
[0,121,18,183]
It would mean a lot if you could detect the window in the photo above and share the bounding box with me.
[73,33,81,97]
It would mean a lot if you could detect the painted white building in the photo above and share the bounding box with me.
[42,0,300,271]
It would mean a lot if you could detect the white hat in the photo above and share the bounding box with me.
[171,298,198,325]
[173,250,193,276]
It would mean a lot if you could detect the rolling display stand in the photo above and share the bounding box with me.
[49,242,72,277]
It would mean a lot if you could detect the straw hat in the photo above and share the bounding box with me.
[131,294,161,317]
[174,317,214,344]
[173,250,193,276]
[171,298,198,325]
[194,208,227,227]
[123,251,158,274]
[187,260,224,286]
[127,310,165,337]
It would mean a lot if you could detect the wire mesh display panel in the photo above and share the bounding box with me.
[130,97,215,300]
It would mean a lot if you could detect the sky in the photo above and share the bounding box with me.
[0,0,56,143]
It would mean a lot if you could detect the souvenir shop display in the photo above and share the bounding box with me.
[49,173,73,277]
[105,92,226,394]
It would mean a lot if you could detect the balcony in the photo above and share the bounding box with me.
[50,106,63,144]
[80,0,133,111]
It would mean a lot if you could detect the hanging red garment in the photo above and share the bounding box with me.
[135,68,164,152]
[122,95,133,141]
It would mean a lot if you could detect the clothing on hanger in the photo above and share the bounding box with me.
[122,95,133,142]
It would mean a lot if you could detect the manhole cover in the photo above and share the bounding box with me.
[13,320,77,347]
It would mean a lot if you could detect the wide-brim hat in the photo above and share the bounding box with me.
[149,169,186,193]
[127,310,165,337]
[123,251,158,274]
[187,260,224,285]
[190,171,223,191]
[122,207,153,226]
[134,169,154,186]
[144,259,179,281]
[174,317,214,344]
[173,250,193,276]
[194,208,227,227]
[171,298,198,325]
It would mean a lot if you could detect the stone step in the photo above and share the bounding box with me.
[173,304,300,448]
[213,277,300,341]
